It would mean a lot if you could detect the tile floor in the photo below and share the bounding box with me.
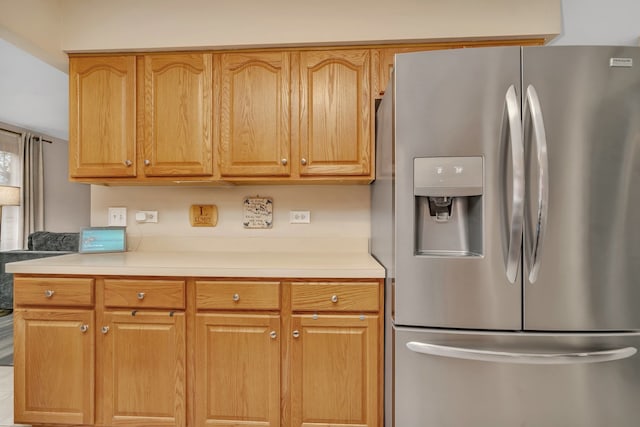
[0,366,21,427]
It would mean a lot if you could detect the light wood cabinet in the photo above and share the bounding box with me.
[69,55,137,178]
[291,314,379,427]
[142,53,214,177]
[289,281,381,427]
[13,277,96,425]
[195,280,281,426]
[13,308,95,425]
[195,313,281,426]
[218,52,291,177]
[298,49,373,178]
[13,275,382,427]
[101,311,186,427]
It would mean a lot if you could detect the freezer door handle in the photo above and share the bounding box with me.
[524,85,549,283]
[503,85,525,284]
[406,341,637,365]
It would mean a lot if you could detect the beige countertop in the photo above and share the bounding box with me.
[6,250,385,279]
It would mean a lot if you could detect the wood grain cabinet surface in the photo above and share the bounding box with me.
[298,49,373,179]
[13,275,383,427]
[142,53,214,178]
[69,55,137,178]
[218,51,292,178]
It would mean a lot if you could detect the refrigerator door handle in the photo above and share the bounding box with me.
[406,341,637,365]
[503,85,525,284]
[524,85,549,283]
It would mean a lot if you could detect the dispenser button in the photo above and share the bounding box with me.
[454,166,464,174]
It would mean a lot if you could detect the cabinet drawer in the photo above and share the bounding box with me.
[291,282,379,312]
[14,277,94,307]
[196,281,280,310]
[104,279,185,309]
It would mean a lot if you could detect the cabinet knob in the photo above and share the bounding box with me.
[232,293,240,302]
[101,326,110,335]
[292,330,300,338]
[270,331,277,339]
[144,159,151,166]
[44,289,55,298]
[301,158,307,166]
[137,292,146,300]
[281,158,288,165]
[124,159,132,167]
[80,324,89,333]
[331,294,339,303]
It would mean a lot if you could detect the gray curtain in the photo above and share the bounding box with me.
[19,133,44,249]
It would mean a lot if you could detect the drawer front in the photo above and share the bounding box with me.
[104,279,185,309]
[14,277,95,307]
[291,282,379,312]
[196,281,280,310]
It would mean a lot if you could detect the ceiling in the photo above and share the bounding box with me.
[0,38,68,140]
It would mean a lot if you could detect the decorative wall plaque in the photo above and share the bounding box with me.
[243,197,273,229]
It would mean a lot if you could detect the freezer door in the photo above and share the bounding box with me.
[394,326,640,427]
[522,46,640,331]
[393,47,523,330]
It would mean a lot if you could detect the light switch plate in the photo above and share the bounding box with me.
[108,207,127,226]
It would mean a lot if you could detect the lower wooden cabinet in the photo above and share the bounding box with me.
[195,313,280,426]
[102,311,186,426]
[291,314,379,427]
[13,276,382,427]
[13,309,95,425]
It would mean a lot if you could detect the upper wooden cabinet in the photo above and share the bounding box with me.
[218,52,291,177]
[298,49,372,178]
[69,56,136,178]
[142,53,214,177]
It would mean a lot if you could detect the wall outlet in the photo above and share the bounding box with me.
[135,210,159,223]
[289,210,311,224]
[108,207,127,226]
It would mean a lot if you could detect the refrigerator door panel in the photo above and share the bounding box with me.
[522,46,640,331]
[395,326,640,427]
[393,47,522,330]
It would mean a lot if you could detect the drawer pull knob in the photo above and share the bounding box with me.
[137,292,146,300]
[80,324,89,333]
[292,330,300,338]
[124,159,132,167]
[301,158,307,166]
[144,159,151,166]
[233,293,240,302]
[331,295,339,303]
[281,158,288,165]
[270,331,277,339]
[101,326,110,334]
[44,290,55,298]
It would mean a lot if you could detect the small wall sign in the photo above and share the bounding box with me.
[190,204,218,227]
[243,197,273,229]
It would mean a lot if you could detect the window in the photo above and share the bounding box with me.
[0,130,21,251]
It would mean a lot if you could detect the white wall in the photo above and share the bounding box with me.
[60,0,560,52]
[43,140,90,232]
[551,0,640,46]
[91,185,370,241]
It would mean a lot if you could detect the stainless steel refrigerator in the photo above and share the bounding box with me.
[371,46,640,427]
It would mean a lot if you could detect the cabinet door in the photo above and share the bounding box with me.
[291,314,379,427]
[13,309,94,425]
[219,52,291,177]
[143,53,213,177]
[196,313,280,427]
[69,56,136,178]
[298,49,372,177]
[102,311,185,426]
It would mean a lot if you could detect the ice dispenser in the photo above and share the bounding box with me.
[414,157,483,256]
